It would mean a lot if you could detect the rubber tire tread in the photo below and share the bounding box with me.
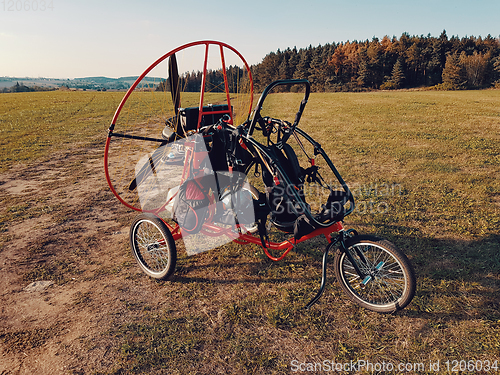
[333,235,416,313]
[130,213,177,280]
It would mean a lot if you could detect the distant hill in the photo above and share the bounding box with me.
[0,76,166,91]
[0,77,65,90]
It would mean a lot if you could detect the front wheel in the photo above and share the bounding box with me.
[130,213,177,280]
[334,235,416,313]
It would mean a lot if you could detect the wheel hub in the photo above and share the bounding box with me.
[147,243,159,252]
[361,261,385,285]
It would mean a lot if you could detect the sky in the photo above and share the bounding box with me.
[1,0,499,78]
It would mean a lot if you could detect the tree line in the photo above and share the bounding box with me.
[156,66,248,94]
[161,31,500,93]
[1,82,57,93]
[252,31,500,91]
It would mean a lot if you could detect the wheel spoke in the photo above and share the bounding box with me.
[132,218,174,275]
[341,242,408,307]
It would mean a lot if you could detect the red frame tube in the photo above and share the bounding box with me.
[104,41,254,212]
[105,41,342,265]
[162,218,344,261]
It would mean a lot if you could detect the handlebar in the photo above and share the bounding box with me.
[199,114,232,135]
[247,79,310,137]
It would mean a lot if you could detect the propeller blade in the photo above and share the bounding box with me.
[168,53,184,139]
[128,144,166,191]
[130,54,182,192]
[168,53,180,114]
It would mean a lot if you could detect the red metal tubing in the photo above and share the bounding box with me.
[105,41,254,210]
[155,212,344,262]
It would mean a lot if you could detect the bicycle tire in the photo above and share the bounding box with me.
[334,235,416,313]
[130,213,177,280]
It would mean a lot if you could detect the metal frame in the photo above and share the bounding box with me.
[104,41,254,212]
[104,47,364,308]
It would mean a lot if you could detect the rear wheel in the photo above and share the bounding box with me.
[334,235,416,312]
[130,213,177,280]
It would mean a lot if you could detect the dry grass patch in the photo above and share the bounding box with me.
[0,90,499,374]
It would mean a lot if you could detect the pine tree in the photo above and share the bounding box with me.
[247,31,499,92]
[156,79,169,92]
[277,55,290,91]
[405,41,423,86]
[287,47,299,77]
[254,51,280,91]
[293,46,312,80]
[278,50,292,79]
[308,45,326,90]
[428,31,448,85]
[391,58,405,88]
[357,47,371,87]
[367,38,384,87]
[322,43,336,89]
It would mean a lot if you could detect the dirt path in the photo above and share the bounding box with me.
[0,146,156,374]
[0,144,325,375]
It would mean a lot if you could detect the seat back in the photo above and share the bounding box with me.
[263,143,306,233]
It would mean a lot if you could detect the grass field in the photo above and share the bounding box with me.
[1,89,499,374]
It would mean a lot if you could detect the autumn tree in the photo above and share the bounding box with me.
[442,53,463,89]
[460,51,489,88]
[328,41,360,88]
[494,55,500,85]
[248,32,500,92]
[357,40,379,88]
